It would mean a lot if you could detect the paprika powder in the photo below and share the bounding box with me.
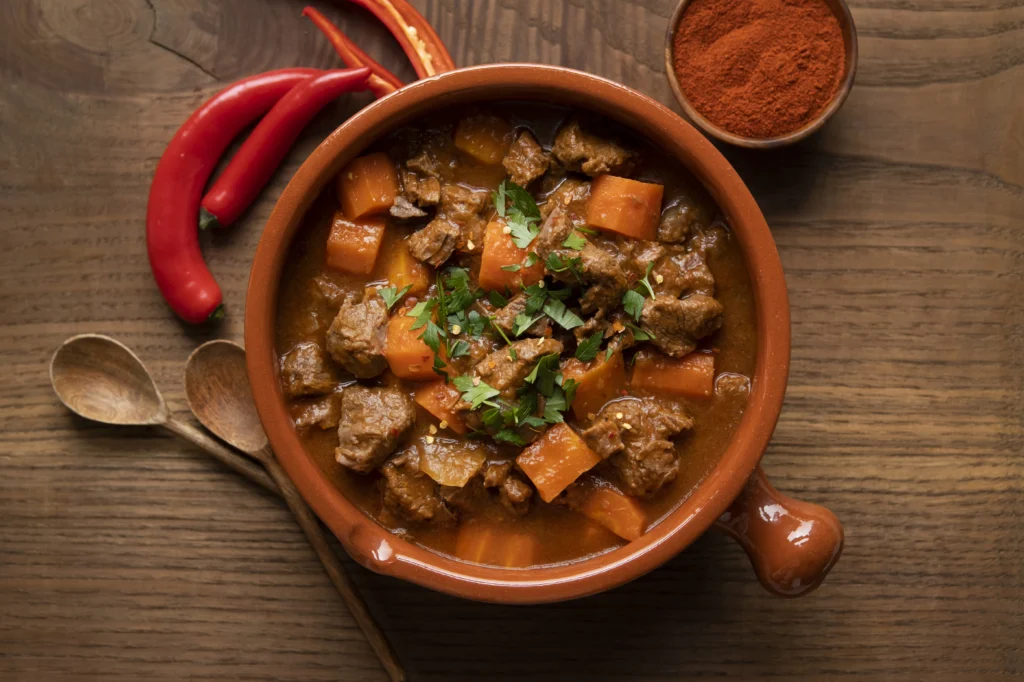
[672,0,845,139]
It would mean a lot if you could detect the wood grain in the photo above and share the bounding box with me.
[1,0,1021,680]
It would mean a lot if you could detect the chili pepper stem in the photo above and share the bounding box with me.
[209,304,226,322]
[198,208,219,231]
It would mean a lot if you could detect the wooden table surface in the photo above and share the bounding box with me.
[2,0,1021,679]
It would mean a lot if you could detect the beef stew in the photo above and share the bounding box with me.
[275,103,756,567]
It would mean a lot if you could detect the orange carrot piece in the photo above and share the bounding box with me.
[382,236,430,296]
[454,521,538,568]
[384,313,443,380]
[338,152,400,220]
[631,350,715,399]
[574,480,647,541]
[414,380,468,434]
[454,115,514,165]
[325,212,386,275]
[577,518,624,555]
[561,351,627,420]
[586,174,664,241]
[478,217,545,292]
[517,423,602,503]
[301,7,402,98]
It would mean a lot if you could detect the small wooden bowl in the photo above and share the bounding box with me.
[664,0,858,149]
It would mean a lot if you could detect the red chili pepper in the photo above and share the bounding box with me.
[146,68,321,324]
[199,67,371,230]
[340,0,455,78]
[302,6,403,98]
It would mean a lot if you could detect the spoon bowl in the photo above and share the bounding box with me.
[184,340,268,455]
[50,334,167,425]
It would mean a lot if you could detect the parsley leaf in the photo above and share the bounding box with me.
[625,321,655,341]
[488,290,509,307]
[547,286,573,301]
[443,267,477,313]
[501,263,521,272]
[637,262,656,299]
[487,315,514,346]
[513,313,543,337]
[420,319,445,354]
[542,298,584,331]
[494,180,542,249]
[622,288,645,322]
[378,285,411,311]
[406,299,436,330]
[508,346,518,361]
[543,386,568,423]
[575,331,603,362]
[605,346,614,362]
[450,340,471,358]
[562,231,587,250]
[525,354,561,397]
[452,376,501,410]
[523,283,548,315]
[494,429,526,446]
[574,226,598,235]
[432,353,448,380]
[525,251,540,267]
[546,252,583,281]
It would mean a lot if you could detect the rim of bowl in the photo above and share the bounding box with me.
[245,64,791,604]
[663,0,859,149]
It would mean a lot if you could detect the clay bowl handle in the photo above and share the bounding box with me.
[714,466,844,596]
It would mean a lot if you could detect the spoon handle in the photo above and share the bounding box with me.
[255,445,406,682]
[161,417,277,495]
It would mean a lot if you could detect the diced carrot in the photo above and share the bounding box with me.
[414,380,468,434]
[325,212,386,275]
[337,151,400,220]
[517,423,601,503]
[478,217,545,292]
[561,351,627,420]
[454,115,513,165]
[454,520,538,568]
[631,350,715,399]
[418,438,486,487]
[586,174,664,240]
[382,236,430,296]
[384,314,444,381]
[572,479,647,541]
[577,518,624,556]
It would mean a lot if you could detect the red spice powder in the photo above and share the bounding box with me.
[672,0,845,139]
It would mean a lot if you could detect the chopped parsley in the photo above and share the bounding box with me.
[605,346,615,362]
[542,298,584,331]
[488,290,509,307]
[575,331,604,362]
[562,231,587,251]
[525,251,540,267]
[625,320,655,341]
[452,375,500,409]
[378,285,411,311]
[637,262,657,298]
[493,180,542,249]
[501,263,521,272]
[513,313,543,337]
[546,252,584,280]
[622,289,645,322]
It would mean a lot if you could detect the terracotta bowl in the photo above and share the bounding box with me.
[664,0,859,148]
[245,64,843,604]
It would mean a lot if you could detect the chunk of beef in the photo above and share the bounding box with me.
[539,177,591,222]
[408,217,460,266]
[640,294,724,357]
[325,293,389,378]
[552,120,634,177]
[401,169,441,206]
[578,242,628,314]
[441,183,489,223]
[390,195,427,220]
[657,200,709,243]
[581,416,623,457]
[312,272,353,308]
[455,214,486,254]
[381,449,452,523]
[408,184,489,266]
[715,373,751,398]
[439,477,488,515]
[491,293,552,338]
[335,386,416,473]
[291,392,344,430]
[483,461,513,488]
[499,472,533,516]
[652,249,715,298]
[502,130,549,186]
[584,398,694,496]
[532,205,574,260]
[471,337,564,399]
[280,342,336,398]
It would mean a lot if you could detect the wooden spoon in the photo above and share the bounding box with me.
[49,334,276,494]
[183,340,405,682]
